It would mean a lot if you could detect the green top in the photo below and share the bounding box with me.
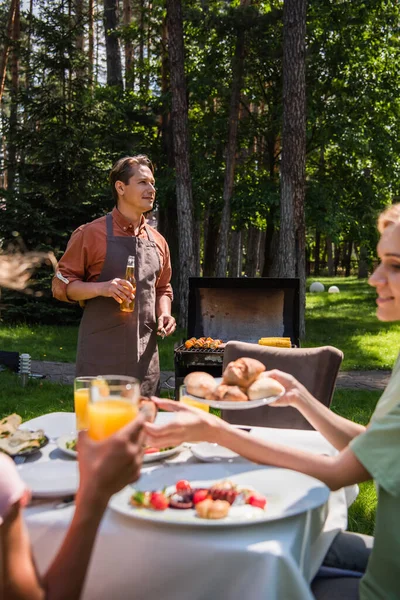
[350,400,400,600]
[370,353,400,422]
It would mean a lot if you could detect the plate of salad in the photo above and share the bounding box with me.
[56,434,183,463]
[57,434,78,458]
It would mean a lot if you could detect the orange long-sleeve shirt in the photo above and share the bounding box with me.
[52,207,173,303]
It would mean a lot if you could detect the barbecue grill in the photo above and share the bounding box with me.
[174,277,300,399]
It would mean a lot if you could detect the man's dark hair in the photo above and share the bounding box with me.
[109,155,154,203]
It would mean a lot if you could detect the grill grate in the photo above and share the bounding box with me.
[174,344,225,355]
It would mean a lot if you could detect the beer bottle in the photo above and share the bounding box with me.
[120,255,136,313]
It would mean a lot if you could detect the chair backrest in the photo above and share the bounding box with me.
[220,341,343,429]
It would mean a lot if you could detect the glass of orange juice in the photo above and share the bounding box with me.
[88,375,140,441]
[74,376,97,430]
[179,385,210,413]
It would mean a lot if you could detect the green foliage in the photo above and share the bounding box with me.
[1,0,400,322]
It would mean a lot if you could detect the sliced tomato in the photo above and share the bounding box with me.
[144,447,159,454]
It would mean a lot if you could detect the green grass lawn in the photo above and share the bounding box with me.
[0,323,185,370]
[0,276,398,371]
[305,276,400,370]
[0,371,378,536]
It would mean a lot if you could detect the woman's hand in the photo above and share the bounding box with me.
[144,398,222,447]
[77,414,145,505]
[101,278,135,305]
[263,369,309,408]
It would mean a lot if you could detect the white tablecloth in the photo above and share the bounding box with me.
[22,412,357,600]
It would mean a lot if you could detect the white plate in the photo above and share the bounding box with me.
[57,434,78,458]
[109,463,329,527]
[182,377,284,410]
[143,445,183,463]
[191,442,239,462]
[17,460,79,497]
[20,412,76,439]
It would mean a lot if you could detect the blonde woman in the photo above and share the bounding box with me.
[145,204,400,600]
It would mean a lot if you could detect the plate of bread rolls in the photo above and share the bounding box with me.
[182,357,285,409]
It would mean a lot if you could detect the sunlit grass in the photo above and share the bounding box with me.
[1,276,399,371]
[0,323,184,370]
[305,277,400,370]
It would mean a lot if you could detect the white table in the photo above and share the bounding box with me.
[22,412,357,600]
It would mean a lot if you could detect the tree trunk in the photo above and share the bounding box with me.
[203,211,219,276]
[258,230,266,275]
[314,229,320,275]
[262,205,276,277]
[88,0,95,86]
[74,0,84,54]
[123,0,134,89]
[326,236,334,276]
[358,244,369,279]
[166,0,196,329]
[229,230,242,277]
[0,0,18,103]
[138,0,145,92]
[103,0,123,87]
[7,0,20,194]
[158,16,180,313]
[215,0,250,277]
[276,0,307,337]
[25,0,33,90]
[334,242,341,276]
[245,226,261,277]
[345,239,353,277]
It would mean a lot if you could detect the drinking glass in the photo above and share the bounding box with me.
[179,384,210,413]
[88,375,140,440]
[74,376,97,431]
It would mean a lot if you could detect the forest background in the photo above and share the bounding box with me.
[1,0,400,333]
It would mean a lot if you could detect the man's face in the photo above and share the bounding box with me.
[116,165,156,214]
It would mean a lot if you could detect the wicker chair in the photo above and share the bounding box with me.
[220,341,343,429]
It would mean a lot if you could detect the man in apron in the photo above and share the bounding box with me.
[52,155,175,396]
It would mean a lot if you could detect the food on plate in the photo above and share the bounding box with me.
[66,438,77,452]
[222,357,266,388]
[209,480,238,504]
[185,357,283,403]
[184,371,217,399]
[210,384,248,402]
[0,426,46,456]
[195,498,230,520]
[144,446,174,454]
[184,337,224,350]
[246,492,267,509]
[247,373,285,401]
[0,413,22,437]
[129,478,267,520]
[139,397,158,423]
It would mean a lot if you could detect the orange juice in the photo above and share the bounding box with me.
[180,395,210,413]
[88,399,138,440]
[74,388,90,430]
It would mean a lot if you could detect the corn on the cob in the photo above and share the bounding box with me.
[258,337,291,348]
